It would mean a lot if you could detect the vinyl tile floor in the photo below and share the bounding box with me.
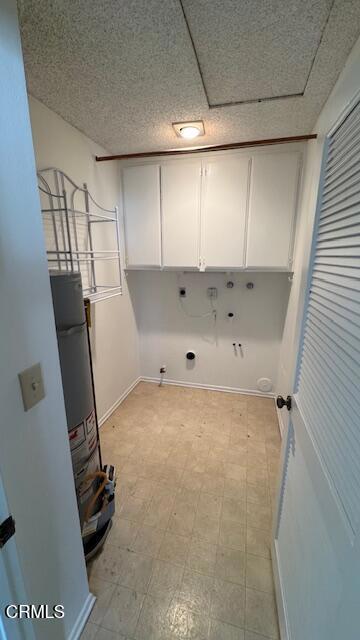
[83,382,281,640]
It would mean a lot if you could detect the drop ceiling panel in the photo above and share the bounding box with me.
[17,0,360,154]
[182,0,333,105]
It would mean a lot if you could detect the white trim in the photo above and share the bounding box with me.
[124,264,162,270]
[98,375,279,430]
[286,151,303,272]
[141,375,275,398]
[276,406,286,439]
[67,592,96,640]
[119,141,306,168]
[125,265,293,273]
[98,377,141,426]
[243,157,252,267]
[272,539,290,640]
[0,618,6,640]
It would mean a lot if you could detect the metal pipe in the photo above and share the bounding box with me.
[62,187,74,272]
[70,208,116,222]
[83,285,121,293]
[47,250,120,255]
[38,168,116,213]
[95,134,317,162]
[114,206,122,293]
[70,188,81,273]
[84,182,97,296]
[61,170,74,272]
[47,256,119,262]
[54,170,68,271]
[38,167,121,303]
[41,207,116,221]
[38,184,65,199]
[87,290,123,303]
[38,174,61,270]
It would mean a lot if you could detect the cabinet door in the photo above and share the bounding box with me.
[246,151,300,269]
[161,161,201,268]
[123,164,161,267]
[201,156,250,269]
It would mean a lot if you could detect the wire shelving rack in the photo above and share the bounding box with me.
[37,168,122,302]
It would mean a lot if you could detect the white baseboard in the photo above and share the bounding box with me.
[68,592,96,640]
[98,376,141,426]
[272,539,290,640]
[98,376,279,432]
[141,376,275,399]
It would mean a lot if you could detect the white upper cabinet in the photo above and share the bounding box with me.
[246,151,300,269]
[161,161,202,268]
[122,146,302,271]
[201,156,250,269]
[123,164,161,267]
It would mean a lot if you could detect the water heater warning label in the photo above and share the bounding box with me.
[86,410,96,435]
[69,410,97,468]
[69,422,86,451]
[69,422,87,466]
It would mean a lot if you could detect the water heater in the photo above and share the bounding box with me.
[50,272,114,559]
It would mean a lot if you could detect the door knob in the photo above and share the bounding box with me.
[276,395,292,411]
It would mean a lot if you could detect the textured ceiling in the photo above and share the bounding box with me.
[182,0,333,105]
[18,0,360,154]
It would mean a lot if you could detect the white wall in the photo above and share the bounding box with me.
[276,35,360,435]
[28,97,140,421]
[0,2,90,638]
[128,270,290,394]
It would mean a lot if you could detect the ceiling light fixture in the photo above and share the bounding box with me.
[172,120,205,139]
[180,126,201,139]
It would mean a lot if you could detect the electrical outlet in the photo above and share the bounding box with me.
[160,366,166,374]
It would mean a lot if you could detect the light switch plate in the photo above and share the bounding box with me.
[18,363,45,411]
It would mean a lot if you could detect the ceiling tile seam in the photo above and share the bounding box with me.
[208,92,305,109]
[301,0,336,95]
[180,0,336,110]
[178,0,211,109]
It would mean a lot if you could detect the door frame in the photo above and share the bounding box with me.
[271,130,329,638]
[0,472,35,640]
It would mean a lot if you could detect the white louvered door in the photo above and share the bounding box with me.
[274,100,360,640]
